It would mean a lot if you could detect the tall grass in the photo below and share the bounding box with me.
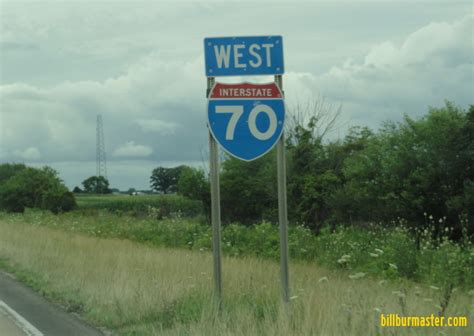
[2,210,473,290]
[0,219,472,335]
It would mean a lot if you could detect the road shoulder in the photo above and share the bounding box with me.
[0,270,106,336]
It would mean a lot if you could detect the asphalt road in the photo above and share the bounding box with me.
[0,313,27,336]
[0,270,104,336]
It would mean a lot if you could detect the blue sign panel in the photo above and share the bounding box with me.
[204,36,284,77]
[208,83,285,161]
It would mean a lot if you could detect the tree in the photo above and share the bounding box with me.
[220,153,276,224]
[0,164,76,213]
[177,166,211,219]
[209,99,342,226]
[0,163,26,185]
[82,176,111,194]
[73,186,83,193]
[337,101,472,237]
[150,166,186,194]
[285,98,342,147]
[285,100,343,231]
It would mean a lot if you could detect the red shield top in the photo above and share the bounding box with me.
[209,82,283,99]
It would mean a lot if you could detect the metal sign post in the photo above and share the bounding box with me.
[208,76,223,309]
[275,75,290,305]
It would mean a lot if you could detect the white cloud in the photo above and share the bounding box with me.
[1,3,471,188]
[1,15,471,165]
[364,15,473,67]
[0,53,205,163]
[14,147,41,160]
[112,141,153,158]
[309,15,474,128]
[136,119,177,135]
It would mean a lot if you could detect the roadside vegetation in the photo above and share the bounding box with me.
[1,209,472,291]
[0,101,472,334]
[0,219,472,335]
[208,102,473,237]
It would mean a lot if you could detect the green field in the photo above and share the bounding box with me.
[75,194,203,218]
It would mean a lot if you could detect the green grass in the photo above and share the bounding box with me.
[0,218,472,335]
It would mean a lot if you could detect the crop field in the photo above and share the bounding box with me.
[0,209,473,335]
[76,194,203,218]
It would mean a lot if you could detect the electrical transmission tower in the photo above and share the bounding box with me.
[96,114,107,179]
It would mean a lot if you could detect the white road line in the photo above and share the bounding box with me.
[0,300,44,336]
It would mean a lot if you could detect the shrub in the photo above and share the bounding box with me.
[0,164,76,213]
[43,190,77,214]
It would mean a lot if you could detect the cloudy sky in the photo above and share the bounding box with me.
[0,0,472,190]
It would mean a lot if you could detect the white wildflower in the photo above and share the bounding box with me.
[349,272,366,280]
[392,290,405,298]
[389,263,398,270]
[337,254,351,264]
[374,248,384,255]
[429,286,439,291]
[290,295,298,301]
[378,280,387,286]
[369,253,379,258]
[318,276,329,283]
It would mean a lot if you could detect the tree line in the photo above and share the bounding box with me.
[158,102,472,240]
[1,101,471,242]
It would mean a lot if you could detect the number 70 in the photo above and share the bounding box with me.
[215,104,278,141]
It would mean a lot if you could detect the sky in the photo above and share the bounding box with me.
[0,0,472,190]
